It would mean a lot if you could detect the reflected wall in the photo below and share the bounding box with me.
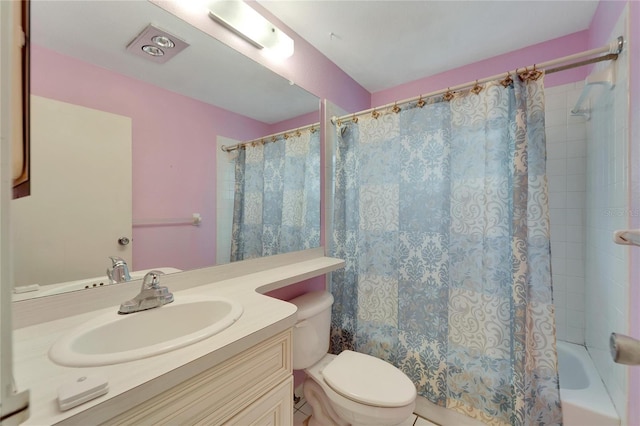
[30,45,272,273]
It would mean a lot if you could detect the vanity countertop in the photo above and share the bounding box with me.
[12,251,344,425]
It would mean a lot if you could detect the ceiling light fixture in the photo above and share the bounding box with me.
[126,24,190,64]
[151,35,175,49]
[142,45,165,56]
[208,0,294,59]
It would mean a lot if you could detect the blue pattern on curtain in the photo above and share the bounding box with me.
[330,78,561,425]
[231,129,320,261]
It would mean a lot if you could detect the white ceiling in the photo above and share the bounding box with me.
[31,1,599,122]
[259,0,600,92]
[30,0,319,124]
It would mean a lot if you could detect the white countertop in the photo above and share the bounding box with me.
[12,251,344,425]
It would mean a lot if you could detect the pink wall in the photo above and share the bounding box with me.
[588,0,627,48]
[248,1,370,114]
[269,110,320,134]
[371,31,589,107]
[31,45,271,272]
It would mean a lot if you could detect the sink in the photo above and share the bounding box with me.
[49,295,243,367]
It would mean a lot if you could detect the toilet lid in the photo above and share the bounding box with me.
[322,351,416,408]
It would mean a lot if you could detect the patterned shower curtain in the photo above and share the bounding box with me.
[231,129,320,261]
[330,77,561,425]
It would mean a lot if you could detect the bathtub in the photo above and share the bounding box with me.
[557,341,620,426]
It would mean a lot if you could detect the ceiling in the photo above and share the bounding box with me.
[259,0,600,92]
[30,0,319,124]
[31,1,599,123]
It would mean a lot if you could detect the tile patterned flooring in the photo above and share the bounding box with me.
[293,392,439,426]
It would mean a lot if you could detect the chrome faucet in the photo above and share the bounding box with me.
[118,270,174,314]
[107,256,131,284]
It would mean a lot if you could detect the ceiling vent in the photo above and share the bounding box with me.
[126,24,189,64]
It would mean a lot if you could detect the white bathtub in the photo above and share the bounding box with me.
[557,341,620,426]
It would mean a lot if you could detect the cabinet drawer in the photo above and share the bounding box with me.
[220,376,292,426]
[103,330,292,425]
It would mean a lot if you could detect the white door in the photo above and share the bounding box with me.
[11,95,132,287]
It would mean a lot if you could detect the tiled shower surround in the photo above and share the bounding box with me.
[545,81,588,345]
[545,7,630,418]
[584,9,630,416]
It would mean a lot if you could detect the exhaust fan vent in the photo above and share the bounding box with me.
[126,24,189,64]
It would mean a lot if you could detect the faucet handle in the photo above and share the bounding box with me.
[119,270,172,314]
[109,256,127,266]
[107,256,131,283]
[141,270,165,290]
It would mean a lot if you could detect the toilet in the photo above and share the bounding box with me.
[289,291,417,426]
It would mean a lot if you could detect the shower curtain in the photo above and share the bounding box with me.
[330,77,561,425]
[231,129,320,261]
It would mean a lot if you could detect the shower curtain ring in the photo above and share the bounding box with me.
[500,72,513,87]
[529,64,543,81]
[471,80,483,95]
[519,67,529,82]
[417,95,425,108]
[443,88,454,101]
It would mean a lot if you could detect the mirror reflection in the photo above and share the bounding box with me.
[12,0,320,301]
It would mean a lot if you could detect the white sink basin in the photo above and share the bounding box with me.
[49,295,243,367]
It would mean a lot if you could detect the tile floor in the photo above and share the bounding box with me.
[293,392,439,426]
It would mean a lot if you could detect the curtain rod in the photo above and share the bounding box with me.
[221,121,320,152]
[331,36,624,125]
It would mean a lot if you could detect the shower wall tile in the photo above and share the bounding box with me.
[545,81,587,345]
[547,13,630,414]
[584,7,630,419]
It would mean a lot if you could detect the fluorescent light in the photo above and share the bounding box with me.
[208,0,294,59]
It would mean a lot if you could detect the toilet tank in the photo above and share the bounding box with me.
[289,291,334,370]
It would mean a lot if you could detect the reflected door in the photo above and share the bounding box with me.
[12,96,132,288]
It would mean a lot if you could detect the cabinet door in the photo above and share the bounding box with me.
[100,330,292,426]
[221,376,293,426]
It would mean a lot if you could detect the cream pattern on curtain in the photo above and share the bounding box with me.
[231,129,320,261]
[330,77,561,425]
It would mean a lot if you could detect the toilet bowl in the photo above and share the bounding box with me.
[289,291,417,426]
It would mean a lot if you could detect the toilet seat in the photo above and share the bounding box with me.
[322,350,416,408]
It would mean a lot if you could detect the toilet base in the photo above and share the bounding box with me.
[303,378,348,426]
[302,360,416,426]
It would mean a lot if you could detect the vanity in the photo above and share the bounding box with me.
[12,249,344,425]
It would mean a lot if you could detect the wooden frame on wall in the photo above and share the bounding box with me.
[12,0,29,199]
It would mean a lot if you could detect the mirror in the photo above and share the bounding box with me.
[12,0,320,300]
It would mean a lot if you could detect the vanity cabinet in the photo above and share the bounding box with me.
[100,330,293,426]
